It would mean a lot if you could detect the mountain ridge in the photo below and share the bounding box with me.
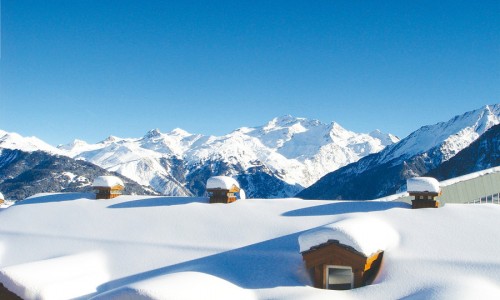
[425,123,500,180]
[298,104,500,200]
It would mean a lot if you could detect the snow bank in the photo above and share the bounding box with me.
[407,177,440,193]
[0,252,109,300]
[298,217,399,256]
[91,272,255,300]
[92,175,125,188]
[206,176,240,190]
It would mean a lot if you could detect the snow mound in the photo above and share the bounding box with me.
[91,272,255,300]
[298,217,399,256]
[0,252,109,300]
[206,176,240,190]
[92,176,125,188]
[407,177,440,193]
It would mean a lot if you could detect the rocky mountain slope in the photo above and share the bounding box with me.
[298,104,500,200]
[425,123,500,180]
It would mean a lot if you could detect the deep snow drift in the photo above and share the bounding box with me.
[0,194,499,299]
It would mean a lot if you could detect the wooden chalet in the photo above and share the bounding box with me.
[301,240,384,290]
[92,176,125,200]
[206,176,241,204]
[407,177,441,209]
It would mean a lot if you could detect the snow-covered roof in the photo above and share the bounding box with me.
[439,166,500,187]
[407,177,440,193]
[91,175,125,188]
[206,176,240,190]
[298,217,399,256]
[1,195,500,299]
[0,192,4,200]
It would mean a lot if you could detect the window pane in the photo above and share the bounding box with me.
[327,266,353,290]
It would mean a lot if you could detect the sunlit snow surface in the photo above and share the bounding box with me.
[0,194,499,299]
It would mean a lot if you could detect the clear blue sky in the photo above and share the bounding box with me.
[1,0,499,145]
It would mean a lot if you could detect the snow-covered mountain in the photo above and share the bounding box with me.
[0,130,62,155]
[0,148,156,200]
[426,123,500,180]
[299,104,500,200]
[57,116,399,198]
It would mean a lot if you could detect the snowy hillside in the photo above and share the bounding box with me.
[299,104,500,200]
[0,194,499,299]
[57,116,398,197]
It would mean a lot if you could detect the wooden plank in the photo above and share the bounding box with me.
[302,242,367,269]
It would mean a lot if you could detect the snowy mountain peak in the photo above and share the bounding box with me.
[101,135,121,144]
[144,128,162,139]
[382,104,500,164]
[475,104,500,132]
[328,121,348,136]
[262,115,321,132]
[57,139,89,150]
[369,130,400,145]
[169,128,191,137]
[327,122,367,143]
[272,114,300,125]
[263,115,293,131]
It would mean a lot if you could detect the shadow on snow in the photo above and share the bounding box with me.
[13,192,94,205]
[107,197,209,209]
[95,231,312,294]
[282,200,410,217]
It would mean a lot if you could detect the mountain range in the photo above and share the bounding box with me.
[55,115,398,198]
[1,104,498,200]
[298,104,500,200]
